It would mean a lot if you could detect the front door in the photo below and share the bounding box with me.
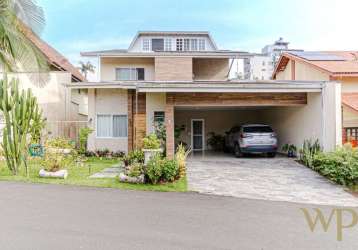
[191,119,205,151]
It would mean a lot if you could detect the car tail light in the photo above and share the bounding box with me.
[241,133,253,138]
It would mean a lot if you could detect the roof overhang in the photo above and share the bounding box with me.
[66,80,325,93]
[81,51,251,59]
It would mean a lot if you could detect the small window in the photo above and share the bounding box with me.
[184,39,190,51]
[142,38,150,51]
[164,38,172,51]
[176,38,183,51]
[137,68,145,80]
[152,38,164,51]
[198,39,205,50]
[154,111,165,124]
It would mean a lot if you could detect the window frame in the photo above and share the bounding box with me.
[115,67,145,81]
[96,114,128,138]
[164,38,172,51]
[176,38,183,51]
[198,39,206,50]
[142,38,150,51]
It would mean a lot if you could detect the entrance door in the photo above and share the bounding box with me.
[191,119,205,151]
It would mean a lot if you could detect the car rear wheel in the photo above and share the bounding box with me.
[267,152,276,158]
[234,144,243,158]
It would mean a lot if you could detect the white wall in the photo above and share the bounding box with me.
[87,88,128,153]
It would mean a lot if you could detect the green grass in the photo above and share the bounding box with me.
[0,157,187,192]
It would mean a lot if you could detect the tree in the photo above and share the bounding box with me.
[0,0,47,72]
[78,61,95,79]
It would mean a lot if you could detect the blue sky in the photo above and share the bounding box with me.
[38,0,358,66]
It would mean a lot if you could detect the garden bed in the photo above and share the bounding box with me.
[0,157,187,192]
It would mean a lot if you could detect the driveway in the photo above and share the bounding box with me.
[187,152,358,206]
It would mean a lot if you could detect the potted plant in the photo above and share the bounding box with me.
[142,133,163,164]
[282,144,297,157]
[206,132,225,151]
[39,150,69,179]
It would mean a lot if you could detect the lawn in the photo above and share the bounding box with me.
[0,157,187,192]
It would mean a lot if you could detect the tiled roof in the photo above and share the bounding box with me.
[342,93,358,112]
[273,51,358,78]
[22,27,85,82]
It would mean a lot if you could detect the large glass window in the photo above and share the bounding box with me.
[115,68,145,81]
[97,114,128,137]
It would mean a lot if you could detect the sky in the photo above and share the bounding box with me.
[37,0,358,72]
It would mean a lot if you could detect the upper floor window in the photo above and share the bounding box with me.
[176,38,183,51]
[151,38,164,51]
[115,68,145,81]
[184,39,190,51]
[164,38,172,51]
[198,39,205,50]
[142,39,150,51]
[190,39,198,51]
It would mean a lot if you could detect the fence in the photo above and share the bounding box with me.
[44,121,89,144]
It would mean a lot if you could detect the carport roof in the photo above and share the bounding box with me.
[66,80,325,93]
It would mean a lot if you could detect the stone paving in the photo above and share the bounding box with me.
[89,164,122,179]
[187,152,358,206]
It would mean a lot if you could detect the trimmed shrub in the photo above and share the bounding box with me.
[312,144,358,186]
[143,133,161,149]
[145,154,179,184]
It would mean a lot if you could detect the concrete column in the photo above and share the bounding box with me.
[87,88,96,151]
[165,95,175,159]
[127,90,133,152]
[322,81,342,151]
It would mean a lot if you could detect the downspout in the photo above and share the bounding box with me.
[135,84,139,150]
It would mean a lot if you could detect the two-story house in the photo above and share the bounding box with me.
[71,31,341,157]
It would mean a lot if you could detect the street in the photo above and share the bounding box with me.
[0,181,357,250]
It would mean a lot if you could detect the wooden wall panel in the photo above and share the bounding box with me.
[167,93,307,106]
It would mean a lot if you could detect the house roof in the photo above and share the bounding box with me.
[273,51,358,79]
[342,93,358,113]
[22,27,85,82]
[128,31,218,50]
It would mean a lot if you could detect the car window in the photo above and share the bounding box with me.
[243,126,273,133]
[230,126,240,133]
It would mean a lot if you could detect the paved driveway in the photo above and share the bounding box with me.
[187,152,358,206]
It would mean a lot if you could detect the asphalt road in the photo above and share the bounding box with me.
[0,182,357,250]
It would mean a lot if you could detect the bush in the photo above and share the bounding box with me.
[85,151,96,157]
[47,137,75,149]
[312,144,358,186]
[127,162,144,177]
[113,151,125,158]
[95,148,110,157]
[143,133,161,149]
[175,143,190,178]
[299,139,321,168]
[207,132,225,151]
[78,127,93,154]
[146,154,179,184]
[128,150,144,164]
[40,150,71,172]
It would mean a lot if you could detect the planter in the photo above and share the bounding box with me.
[119,173,144,184]
[47,148,72,155]
[142,148,163,165]
[39,169,68,179]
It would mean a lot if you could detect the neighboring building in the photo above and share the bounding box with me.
[70,31,341,157]
[273,51,358,143]
[0,27,87,138]
[244,38,303,80]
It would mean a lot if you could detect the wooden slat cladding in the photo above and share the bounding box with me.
[134,114,146,149]
[133,93,146,114]
[127,90,134,152]
[167,93,307,106]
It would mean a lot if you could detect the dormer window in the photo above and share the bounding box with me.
[151,38,164,51]
[176,38,183,51]
[164,38,172,51]
[198,39,205,50]
[142,38,150,51]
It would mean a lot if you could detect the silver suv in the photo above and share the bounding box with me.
[225,124,278,157]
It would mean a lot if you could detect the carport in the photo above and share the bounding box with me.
[138,80,342,157]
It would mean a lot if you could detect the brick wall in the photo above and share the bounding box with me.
[154,57,193,81]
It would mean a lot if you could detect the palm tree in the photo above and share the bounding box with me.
[0,0,47,72]
[78,61,95,80]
